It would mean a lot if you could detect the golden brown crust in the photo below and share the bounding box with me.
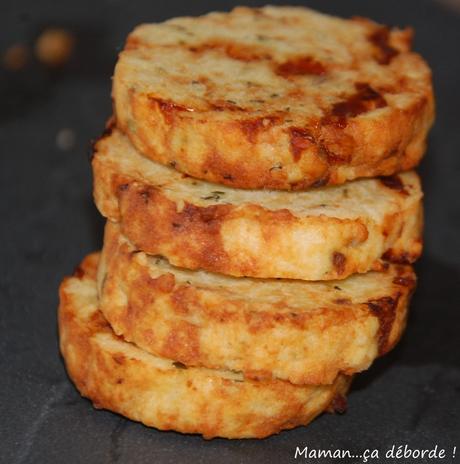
[93,130,423,281]
[59,253,352,439]
[114,6,434,190]
[98,223,415,385]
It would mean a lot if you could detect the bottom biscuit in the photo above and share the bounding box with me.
[59,253,351,439]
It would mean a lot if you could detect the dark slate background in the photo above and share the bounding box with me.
[1,0,459,462]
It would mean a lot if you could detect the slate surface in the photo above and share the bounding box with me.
[1,0,459,463]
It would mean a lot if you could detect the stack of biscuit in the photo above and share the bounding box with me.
[58,6,434,439]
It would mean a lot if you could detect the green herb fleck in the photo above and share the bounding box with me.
[173,361,187,369]
[269,163,283,172]
[127,120,137,133]
[201,191,225,201]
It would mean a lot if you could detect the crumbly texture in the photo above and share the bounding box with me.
[114,6,434,190]
[97,222,415,385]
[93,129,423,281]
[59,253,351,439]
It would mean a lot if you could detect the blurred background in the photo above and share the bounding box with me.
[1,1,459,463]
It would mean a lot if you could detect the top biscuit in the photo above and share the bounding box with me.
[114,6,434,190]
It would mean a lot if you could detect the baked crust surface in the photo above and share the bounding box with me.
[114,6,434,190]
[93,129,423,280]
[59,253,351,439]
[97,223,415,385]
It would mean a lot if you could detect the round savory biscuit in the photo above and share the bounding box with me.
[59,253,351,439]
[114,6,434,190]
[93,129,423,281]
[97,222,415,385]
